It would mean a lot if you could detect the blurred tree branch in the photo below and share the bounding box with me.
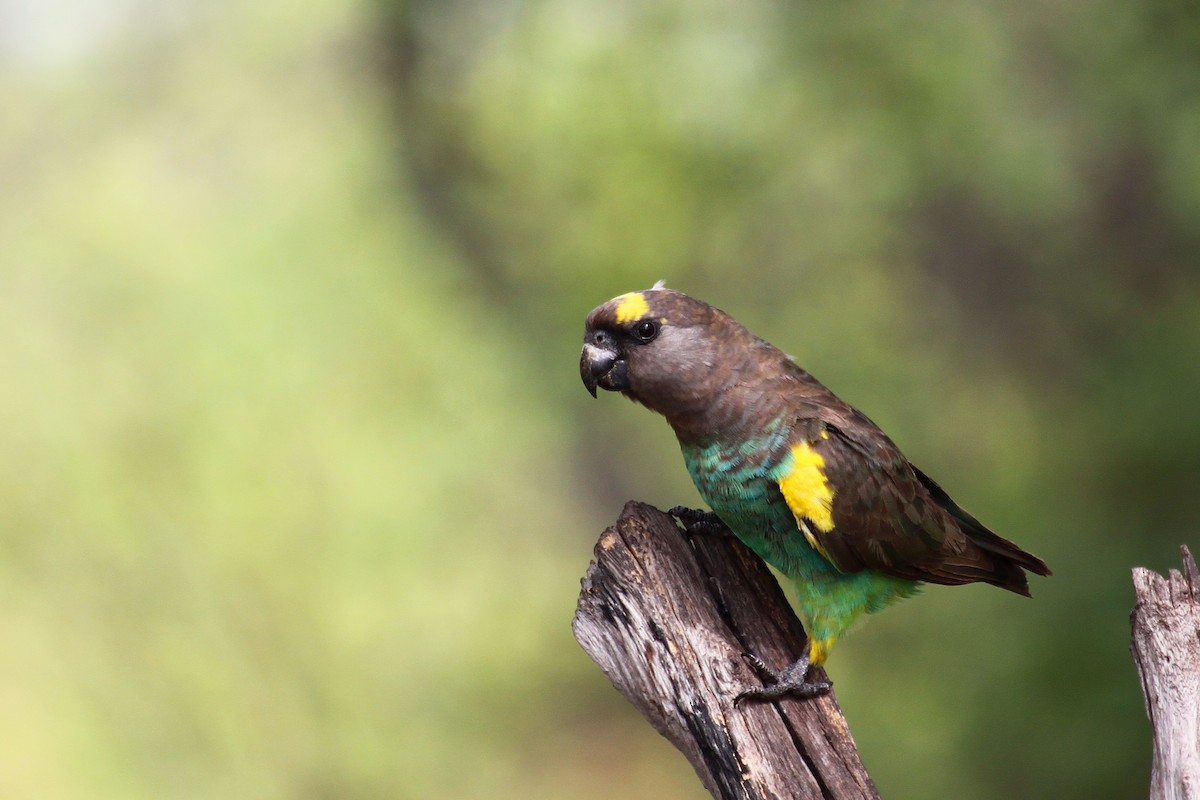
[573,502,879,800]
[372,1,511,301]
[1131,545,1200,800]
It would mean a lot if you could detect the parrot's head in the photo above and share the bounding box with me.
[580,286,759,420]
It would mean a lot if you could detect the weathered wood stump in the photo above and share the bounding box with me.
[573,501,879,800]
[1131,545,1200,800]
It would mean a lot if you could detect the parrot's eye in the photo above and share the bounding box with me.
[633,320,659,343]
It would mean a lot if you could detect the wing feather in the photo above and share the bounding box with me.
[774,421,1046,592]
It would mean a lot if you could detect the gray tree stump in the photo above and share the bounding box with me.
[573,501,879,800]
[1131,545,1200,800]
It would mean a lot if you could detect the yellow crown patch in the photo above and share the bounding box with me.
[614,292,650,324]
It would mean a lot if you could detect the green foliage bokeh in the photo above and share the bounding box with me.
[2,0,1198,797]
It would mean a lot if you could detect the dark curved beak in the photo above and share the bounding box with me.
[580,337,627,397]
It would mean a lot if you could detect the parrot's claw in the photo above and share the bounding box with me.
[669,506,729,536]
[734,651,832,705]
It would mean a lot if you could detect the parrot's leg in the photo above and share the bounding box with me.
[734,651,832,705]
[669,506,730,536]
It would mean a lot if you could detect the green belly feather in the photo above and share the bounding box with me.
[681,429,919,664]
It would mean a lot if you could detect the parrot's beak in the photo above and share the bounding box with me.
[580,337,628,397]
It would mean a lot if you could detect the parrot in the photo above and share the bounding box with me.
[579,285,1051,702]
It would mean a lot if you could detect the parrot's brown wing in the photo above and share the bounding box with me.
[777,421,1047,593]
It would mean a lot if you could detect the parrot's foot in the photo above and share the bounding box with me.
[669,506,729,536]
[734,651,832,705]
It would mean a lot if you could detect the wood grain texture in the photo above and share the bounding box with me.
[1131,545,1200,800]
[573,501,879,800]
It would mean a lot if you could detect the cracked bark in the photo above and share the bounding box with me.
[1131,545,1200,800]
[572,501,879,800]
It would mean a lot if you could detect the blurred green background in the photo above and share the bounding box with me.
[3,0,1198,797]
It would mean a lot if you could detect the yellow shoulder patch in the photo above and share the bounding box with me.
[778,442,836,540]
[614,292,650,323]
